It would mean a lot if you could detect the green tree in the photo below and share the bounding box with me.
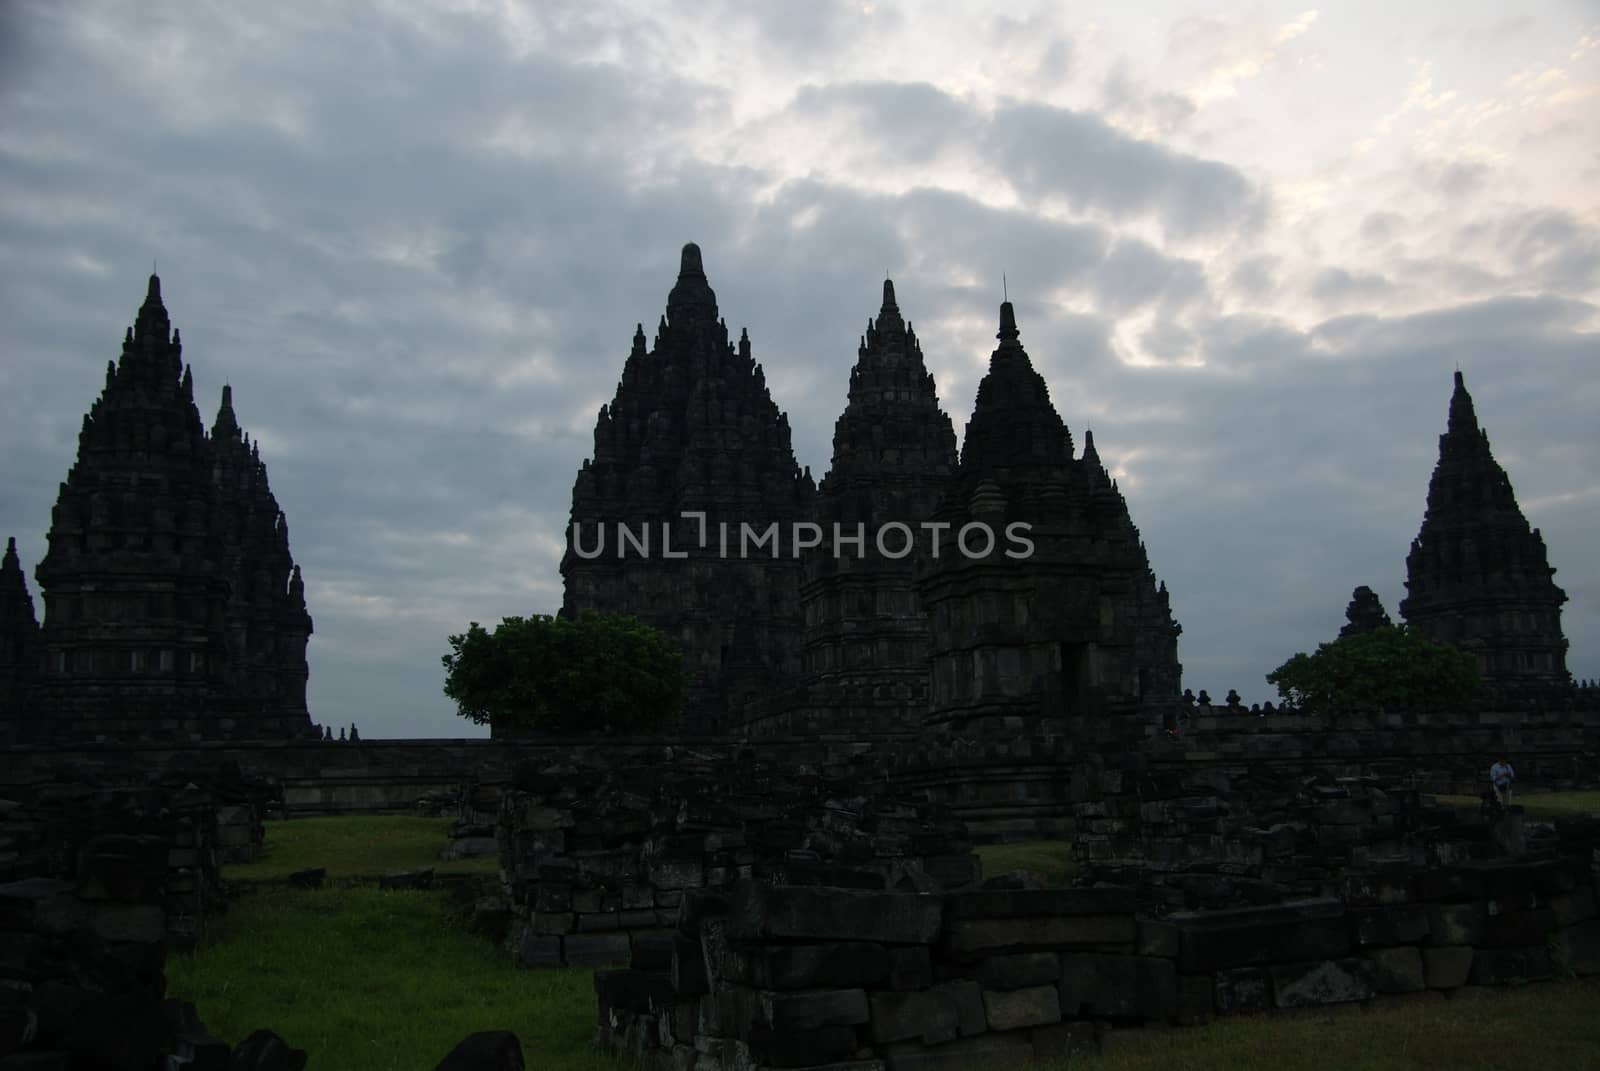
[441,611,684,733]
[1266,624,1479,712]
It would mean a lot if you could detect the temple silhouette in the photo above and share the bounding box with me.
[0,248,1578,742]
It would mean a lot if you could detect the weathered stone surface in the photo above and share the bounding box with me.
[90,903,165,944]
[758,989,871,1031]
[1554,920,1600,976]
[564,934,631,967]
[431,1030,524,1071]
[943,888,1132,919]
[944,915,1134,959]
[869,982,985,1045]
[1468,946,1553,985]
[729,943,889,990]
[728,883,942,945]
[1351,905,1430,947]
[1425,904,1486,947]
[981,985,1061,1031]
[1548,887,1597,928]
[1423,946,1474,989]
[1176,901,1349,972]
[887,947,933,991]
[1058,954,1176,1020]
[1269,959,1377,1008]
[1213,968,1273,1015]
[1137,920,1180,959]
[1363,947,1426,994]
[971,952,1060,991]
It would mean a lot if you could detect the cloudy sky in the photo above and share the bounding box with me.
[1,1,1596,737]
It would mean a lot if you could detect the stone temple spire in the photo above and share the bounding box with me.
[790,277,958,734]
[1401,371,1568,684]
[0,537,41,738]
[918,300,1181,733]
[561,243,811,732]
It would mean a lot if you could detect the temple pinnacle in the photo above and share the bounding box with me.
[997,301,1019,342]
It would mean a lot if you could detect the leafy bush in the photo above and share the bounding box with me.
[441,611,684,733]
[1266,624,1479,712]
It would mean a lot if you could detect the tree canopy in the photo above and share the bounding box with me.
[441,611,684,734]
[1266,624,1479,712]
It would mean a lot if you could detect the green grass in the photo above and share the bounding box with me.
[1429,790,1600,818]
[226,816,500,882]
[975,840,1077,887]
[1063,981,1600,1071]
[167,886,626,1071]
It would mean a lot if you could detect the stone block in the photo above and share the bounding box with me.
[942,888,1132,919]
[1269,959,1377,1008]
[887,947,933,991]
[1213,968,1272,1015]
[981,985,1061,1031]
[532,912,576,936]
[881,1031,1033,1071]
[1175,901,1349,972]
[972,952,1060,991]
[1177,974,1213,1024]
[1350,905,1430,947]
[430,1030,524,1071]
[869,982,984,1046]
[1554,920,1600,976]
[1478,909,1554,950]
[727,883,942,945]
[654,860,706,891]
[1425,904,1486,947]
[1137,920,1180,959]
[1468,946,1552,985]
[1058,954,1176,1020]
[757,988,870,1031]
[728,943,889,990]
[517,933,562,969]
[90,903,164,944]
[1423,946,1473,989]
[943,915,1134,960]
[1363,947,1426,994]
[1549,887,1597,929]
[565,934,631,968]
[631,931,676,973]
[671,936,709,996]
[1340,869,1415,906]
[747,1023,861,1067]
[1415,868,1485,902]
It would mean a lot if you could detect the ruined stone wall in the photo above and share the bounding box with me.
[598,828,1600,1069]
[498,747,979,970]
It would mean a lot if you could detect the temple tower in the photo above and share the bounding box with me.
[788,280,957,735]
[29,275,313,741]
[0,537,41,741]
[210,385,314,730]
[1400,371,1569,684]
[916,302,1181,735]
[561,244,814,732]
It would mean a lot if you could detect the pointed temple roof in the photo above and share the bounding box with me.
[0,537,38,632]
[1401,371,1568,683]
[958,302,1074,477]
[815,278,957,528]
[666,242,719,326]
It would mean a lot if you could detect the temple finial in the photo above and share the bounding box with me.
[882,278,897,310]
[997,301,1019,342]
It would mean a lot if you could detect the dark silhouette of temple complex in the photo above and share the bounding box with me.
[1401,371,1569,684]
[0,276,313,743]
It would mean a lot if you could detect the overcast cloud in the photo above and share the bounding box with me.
[1,1,1596,737]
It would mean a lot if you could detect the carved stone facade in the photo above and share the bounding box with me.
[914,302,1183,733]
[792,280,958,735]
[1400,372,1569,684]
[560,245,814,732]
[4,275,313,743]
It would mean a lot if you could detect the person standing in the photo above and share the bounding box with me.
[1489,756,1516,806]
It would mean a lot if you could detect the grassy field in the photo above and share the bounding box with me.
[975,839,1077,887]
[1429,790,1600,818]
[225,816,499,881]
[167,886,622,1070]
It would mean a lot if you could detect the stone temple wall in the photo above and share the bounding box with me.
[497,746,980,970]
[597,821,1600,1069]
